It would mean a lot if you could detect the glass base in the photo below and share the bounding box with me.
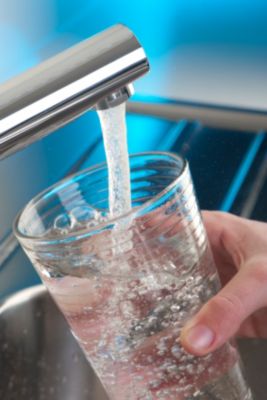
[186,362,253,400]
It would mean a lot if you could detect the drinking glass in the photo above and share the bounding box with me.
[14,152,253,400]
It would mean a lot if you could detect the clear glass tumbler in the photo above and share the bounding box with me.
[14,152,253,400]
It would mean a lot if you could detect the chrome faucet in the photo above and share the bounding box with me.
[0,24,149,159]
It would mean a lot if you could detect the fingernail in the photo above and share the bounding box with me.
[185,324,215,351]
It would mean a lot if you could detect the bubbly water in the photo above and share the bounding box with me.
[35,104,252,399]
[38,210,252,400]
[97,103,131,217]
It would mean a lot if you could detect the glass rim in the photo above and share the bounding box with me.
[14,151,187,246]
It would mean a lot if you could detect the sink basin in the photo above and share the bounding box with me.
[0,285,108,400]
[0,284,266,400]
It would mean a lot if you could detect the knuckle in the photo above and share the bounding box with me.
[208,292,245,322]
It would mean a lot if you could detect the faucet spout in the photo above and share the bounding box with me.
[0,24,149,160]
[96,84,134,110]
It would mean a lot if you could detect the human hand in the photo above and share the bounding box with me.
[180,211,267,356]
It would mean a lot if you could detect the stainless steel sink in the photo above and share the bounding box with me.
[0,284,266,400]
[0,285,108,400]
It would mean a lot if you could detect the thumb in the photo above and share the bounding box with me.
[180,257,267,356]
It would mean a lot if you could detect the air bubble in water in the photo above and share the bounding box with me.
[53,213,74,234]
[70,206,97,225]
[86,211,107,228]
